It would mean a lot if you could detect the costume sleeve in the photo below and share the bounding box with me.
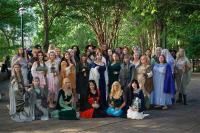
[58,94,72,110]
[31,62,37,78]
[104,66,109,99]
[89,67,100,88]
[164,64,175,95]
[139,90,145,112]
[130,64,136,82]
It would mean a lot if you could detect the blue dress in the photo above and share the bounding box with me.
[151,63,172,106]
[106,95,124,117]
[92,63,107,109]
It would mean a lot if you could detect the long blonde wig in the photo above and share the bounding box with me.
[110,81,123,99]
[176,48,187,61]
[62,78,72,90]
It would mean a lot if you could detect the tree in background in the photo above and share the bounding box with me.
[0,0,200,59]
[68,0,130,48]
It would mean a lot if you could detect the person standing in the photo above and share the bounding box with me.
[131,52,140,69]
[118,55,135,90]
[45,50,60,108]
[55,47,62,63]
[108,53,121,91]
[175,48,191,105]
[62,51,77,96]
[162,49,175,74]
[9,63,34,122]
[89,52,109,109]
[11,48,29,86]
[134,55,153,109]
[77,54,90,111]
[31,51,48,89]
[151,47,162,65]
[151,55,175,109]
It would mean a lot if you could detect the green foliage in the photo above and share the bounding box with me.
[1,0,200,59]
[0,0,35,59]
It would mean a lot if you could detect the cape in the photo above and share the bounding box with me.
[164,64,176,95]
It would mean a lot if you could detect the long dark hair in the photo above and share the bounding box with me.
[37,51,45,66]
[87,80,98,98]
[129,79,140,90]
[71,45,80,60]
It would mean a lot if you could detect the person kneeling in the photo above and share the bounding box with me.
[51,78,79,120]
[106,81,125,117]
[31,77,49,121]
[127,80,149,120]
[80,80,107,118]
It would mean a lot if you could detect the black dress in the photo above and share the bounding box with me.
[77,62,90,111]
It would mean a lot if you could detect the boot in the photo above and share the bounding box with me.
[183,94,187,105]
[176,93,183,103]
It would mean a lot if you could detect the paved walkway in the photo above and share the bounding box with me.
[0,74,200,133]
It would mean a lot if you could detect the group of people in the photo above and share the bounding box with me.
[8,44,192,122]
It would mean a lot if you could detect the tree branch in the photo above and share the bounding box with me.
[37,0,44,14]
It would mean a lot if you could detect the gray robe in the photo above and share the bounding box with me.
[119,63,135,90]
[9,76,34,122]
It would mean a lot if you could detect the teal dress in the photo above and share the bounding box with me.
[51,89,79,120]
[106,95,124,117]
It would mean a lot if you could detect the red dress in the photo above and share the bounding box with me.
[80,90,100,118]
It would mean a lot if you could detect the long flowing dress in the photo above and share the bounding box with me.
[45,60,60,102]
[135,64,153,109]
[51,89,79,120]
[11,55,29,85]
[66,64,76,95]
[135,64,153,97]
[77,62,90,111]
[89,62,108,109]
[108,62,121,90]
[151,63,175,106]
[9,76,34,122]
[175,58,191,95]
[127,89,149,119]
[80,90,106,118]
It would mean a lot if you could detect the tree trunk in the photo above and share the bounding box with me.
[95,29,106,48]
[85,6,122,49]
[139,34,146,54]
[162,23,167,48]
[43,0,49,52]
